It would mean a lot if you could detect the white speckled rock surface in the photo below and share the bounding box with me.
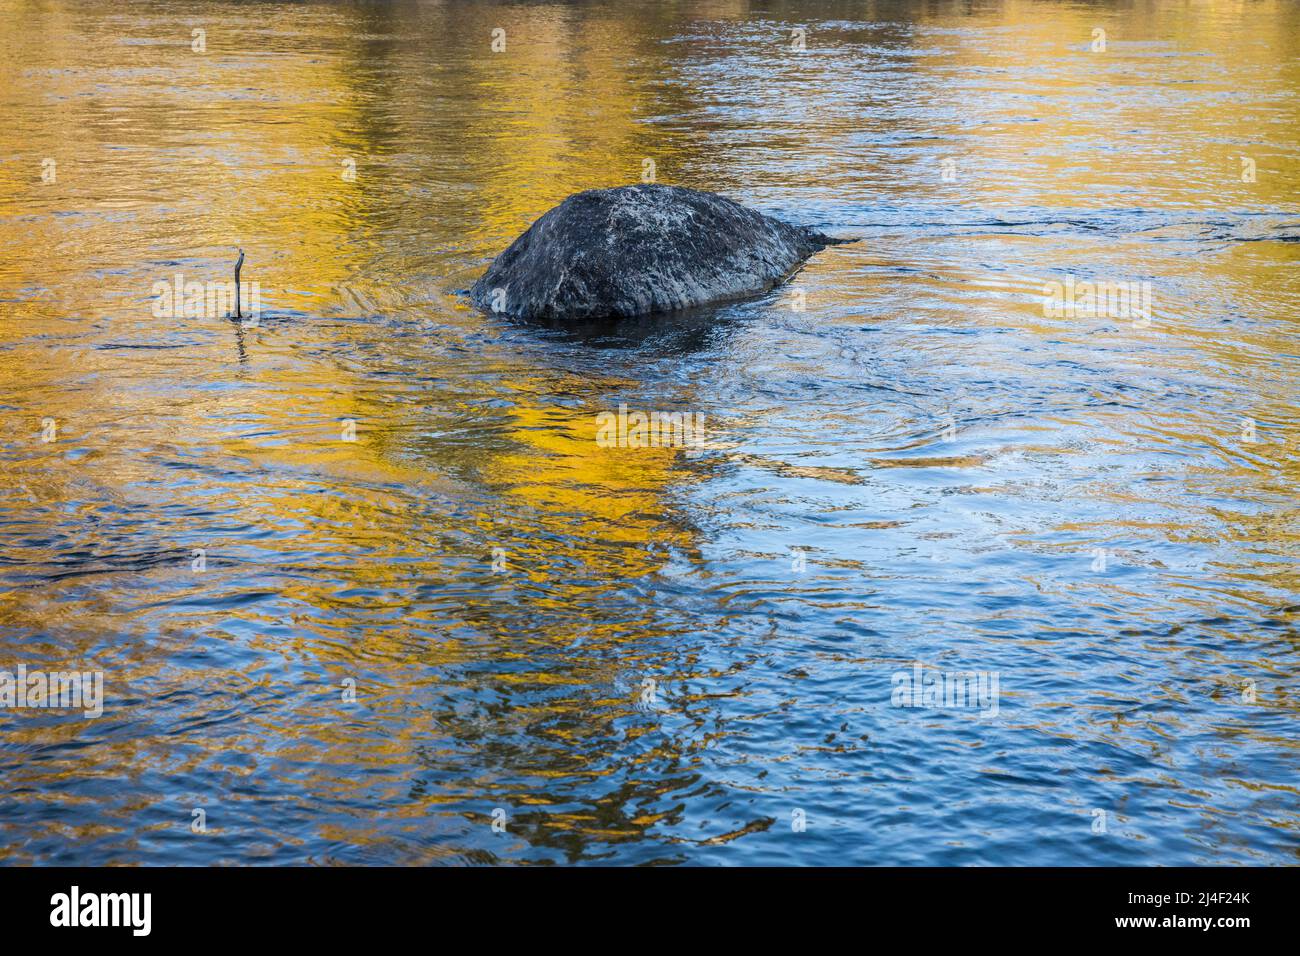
[470,185,839,320]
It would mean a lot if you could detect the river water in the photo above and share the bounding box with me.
[1,0,1297,865]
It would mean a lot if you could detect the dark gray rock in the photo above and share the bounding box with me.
[470,184,842,320]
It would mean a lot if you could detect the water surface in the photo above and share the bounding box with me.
[1,0,1298,865]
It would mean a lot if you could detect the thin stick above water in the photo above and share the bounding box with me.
[234,249,245,319]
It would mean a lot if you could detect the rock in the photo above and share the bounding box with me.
[470,184,843,320]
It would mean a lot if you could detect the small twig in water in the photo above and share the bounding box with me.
[234,248,245,319]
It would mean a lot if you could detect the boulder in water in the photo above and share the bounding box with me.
[470,184,842,320]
